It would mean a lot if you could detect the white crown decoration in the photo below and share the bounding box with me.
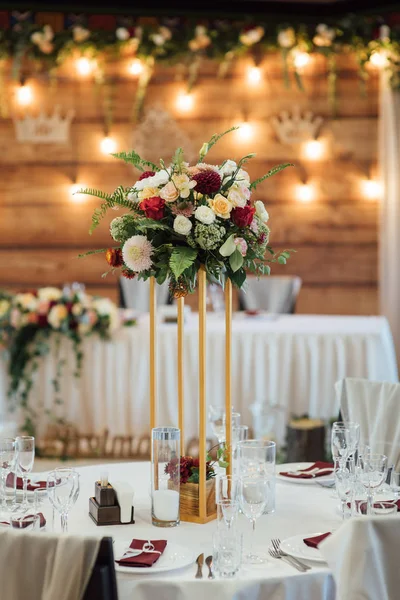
[13,106,75,144]
[271,107,323,145]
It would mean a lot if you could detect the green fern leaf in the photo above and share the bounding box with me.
[111,150,158,172]
[250,163,294,190]
[199,126,239,161]
[77,187,113,202]
[169,247,197,278]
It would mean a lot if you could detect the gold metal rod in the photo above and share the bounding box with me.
[149,276,157,430]
[225,278,233,477]
[198,267,207,519]
[177,296,185,455]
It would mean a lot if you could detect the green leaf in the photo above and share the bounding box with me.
[198,127,239,162]
[250,163,294,190]
[169,247,198,278]
[229,249,244,272]
[219,234,236,257]
[111,150,158,172]
[172,147,184,170]
[277,255,287,265]
[229,267,247,288]
[135,219,171,232]
[218,461,229,469]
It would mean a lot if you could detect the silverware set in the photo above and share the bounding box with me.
[195,553,214,579]
[268,538,311,572]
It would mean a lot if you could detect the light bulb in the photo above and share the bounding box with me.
[100,136,117,155]
[296,184,314,203]
[361,179,382,200]
[70,183,86,202]
[247,66,262,85]
[128,59,143,76]
[293,51,310,69]
[369,52,388,68]
[303,140,325,160]
[236,122,253,141]
[16,84,32,106]
[176,93,193,112]
[75,57,94,76]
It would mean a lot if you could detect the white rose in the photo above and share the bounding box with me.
[151,33,165,46]
[0,299,10,318]
[255,200,269,223]
[134,170,169,191]
[173,215,193,236]
[195,205,216,225]
[71,303,83,317]
[218,160,237,177]
[92,298,119,331]
[47,304,68,329]
[37,287,62,302]
[116,27,130,41]
[237,168,251,185]
[14,293,37,311]
[227,183,250,208]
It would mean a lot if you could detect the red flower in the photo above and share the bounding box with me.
[138,170,156,181]
[231,205,255,227]
[140,196,165,220]
[105,248,123,267]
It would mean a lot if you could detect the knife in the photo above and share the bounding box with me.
[195,553,204,579]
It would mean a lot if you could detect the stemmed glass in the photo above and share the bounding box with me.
[0,438,15,515]
[208,406,241,444]
[15,436,35,511]
[47,468,80,533]
[335,461,355,520]
[358,454,388,515]
[331,422,360,468]
[217,475,239,529]
[238,476,270,564]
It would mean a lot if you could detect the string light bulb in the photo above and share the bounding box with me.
[369,51,388,68]
[176,92,193,112]
[16,83,32,106]
[100,136,117,155]
[75,57,95,76]
[236,122,253,141]
[247,66,262,85]
[296,183,314,203]
[70,183,86,202]
[303,140,325,160]
[361,179,382,200]
[293,51,310,69]
[128,59,144,76]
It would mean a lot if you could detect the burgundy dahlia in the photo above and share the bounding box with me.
[192,170,221,195]
[138,170,156,181]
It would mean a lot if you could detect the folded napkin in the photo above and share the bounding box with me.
[347,499,400,515]
[279,462,334,479]
[116,539,167,568]
[5,512,46,529]
[303,532,331,548]
[6,474,47,492]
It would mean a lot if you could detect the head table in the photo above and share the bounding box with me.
[62,461,338,600]
[0,313,397,444]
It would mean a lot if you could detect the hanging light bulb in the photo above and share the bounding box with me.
[70,183,86,202]
[128,59,144,76]
[16,83,33,106]
[247,66,262,85]
[369,51,388,68]
[293,51,310,69]
[75,57,95,76]
[236,122,253,141]
[100,136,117,155]
[303,140,325,160]
[296,183,314,203]
[361,179,383,200]
[176,92,193,112]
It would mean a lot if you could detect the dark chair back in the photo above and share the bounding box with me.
[83,537,118,600]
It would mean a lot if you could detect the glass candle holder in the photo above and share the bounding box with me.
[151,427,180,527]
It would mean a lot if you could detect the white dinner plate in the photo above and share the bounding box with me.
[114,540,195,574]
[280,533,328,564]
[276,463,334,486]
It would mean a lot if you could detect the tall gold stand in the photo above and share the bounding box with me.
[198,267,207,521]
[149,277,157,430]
[177,297,185,456]
[225,278,232,477]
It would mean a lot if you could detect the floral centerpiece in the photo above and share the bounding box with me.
[0,286,124,436]
[80,127,293,296]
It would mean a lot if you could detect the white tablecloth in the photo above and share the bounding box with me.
[62,461,338,600]
[0,314,397,442]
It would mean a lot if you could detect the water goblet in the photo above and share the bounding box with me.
[237,440,276,514]
[213,529,243,578]
[390,471,400,501]
[238,475,270,564]
[15,436,35,511]
[47,468,80,533]
[34,488,54,532]
[358,454,388,515]
[331,422,360,468]
[208,406,241,444]
[0,438,15,515]
[335,464,355,520]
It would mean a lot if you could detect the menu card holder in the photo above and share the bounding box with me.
[89,482,135,526]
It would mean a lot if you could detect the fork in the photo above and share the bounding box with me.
[268,548,307,572]
[272,539,311,571]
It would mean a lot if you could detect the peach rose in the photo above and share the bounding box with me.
[160,181,179,203]
[138,186,160,201]
[210,193,233,219]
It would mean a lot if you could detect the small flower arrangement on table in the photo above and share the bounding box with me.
[80,127,294,297]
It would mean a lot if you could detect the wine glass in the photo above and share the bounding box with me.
[0,438,15,515]
[208,406,241,444]
[335,463,355,520]
[15,436,35,511]
[238,476,270,563]
[331,422,360,468]
[358,454,388,515]
[47,468,80,533]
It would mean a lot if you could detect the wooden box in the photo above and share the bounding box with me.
[169,479,216,524]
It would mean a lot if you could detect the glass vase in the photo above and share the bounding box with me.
[151,427,180,527]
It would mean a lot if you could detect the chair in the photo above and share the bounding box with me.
[335,377,400,468]
[319,515,400,600]
[83,537,118,600]
[119,277,170,311]
[238,275,302,313]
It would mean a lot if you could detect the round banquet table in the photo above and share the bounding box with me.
[62,462,338,600]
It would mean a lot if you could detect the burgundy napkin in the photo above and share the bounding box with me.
[279,462,334,479]
[116,539,167,568]
[303,532,331,548]
[5,512,46,529]
[6,473,47,492]
[347,499,400,515]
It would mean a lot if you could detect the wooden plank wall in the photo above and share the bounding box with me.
[1,54,379,314]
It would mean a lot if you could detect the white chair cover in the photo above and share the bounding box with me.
[0,530,100,600]
[239,276,302,313]
[119,277,170,311]
[336,377,400,468]
[320,515,400,600]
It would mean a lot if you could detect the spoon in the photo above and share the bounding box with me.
[205,555,214,579]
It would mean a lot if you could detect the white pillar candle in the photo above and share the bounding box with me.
[153,489,179,521]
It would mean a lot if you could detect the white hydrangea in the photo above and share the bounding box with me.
[194,205,216,225]
[173,215,193,236]
[37,287,62,302]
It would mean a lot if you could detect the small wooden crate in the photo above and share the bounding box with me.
[169,479,217,524]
